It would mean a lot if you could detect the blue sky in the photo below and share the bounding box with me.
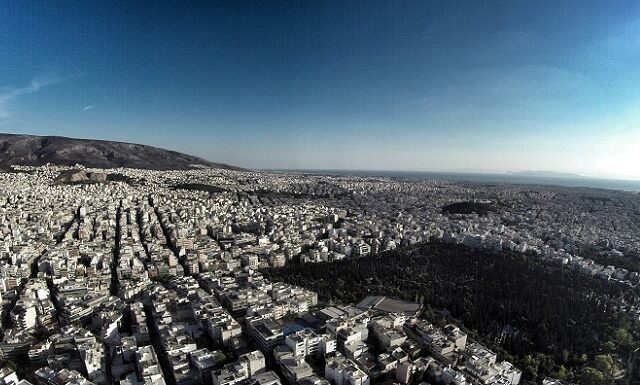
[1,1,639,178]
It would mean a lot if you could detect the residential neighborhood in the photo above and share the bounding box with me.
[2,164,637,385]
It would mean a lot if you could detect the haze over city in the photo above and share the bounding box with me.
[1,1,639,178]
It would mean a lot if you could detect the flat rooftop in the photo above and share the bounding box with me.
[356,296,421,316]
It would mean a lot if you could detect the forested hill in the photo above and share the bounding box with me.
[262,242,640,385]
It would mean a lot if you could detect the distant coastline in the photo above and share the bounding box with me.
[506,170,588,178]
[268,169,640,192]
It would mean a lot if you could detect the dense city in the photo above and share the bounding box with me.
[1,165,639,385]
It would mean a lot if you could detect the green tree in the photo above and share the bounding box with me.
[535,353,556,375]
[552,365,570,381]
[615,328,633,349]
[594,354,615,375]
[580,367,606,385]
[601,341,616,353]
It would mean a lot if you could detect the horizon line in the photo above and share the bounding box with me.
[261,168,640,182]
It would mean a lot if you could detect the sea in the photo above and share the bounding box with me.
[268,169,640,192]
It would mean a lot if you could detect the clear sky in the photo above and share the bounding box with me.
[1,1,639,178]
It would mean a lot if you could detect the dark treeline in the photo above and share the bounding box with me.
[262,243,640,385]
[173,183,227,193]
[441,201,497,215]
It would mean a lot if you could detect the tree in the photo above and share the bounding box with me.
[594,354,615,375]
[551,365,570,381]
[580,367,606,385]
[560,349,570,364]
[615,328,633,350]
[601,341,616,353]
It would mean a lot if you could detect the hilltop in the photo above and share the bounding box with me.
[0,133,243,171]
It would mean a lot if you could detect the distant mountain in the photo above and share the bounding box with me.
[0,133,243,170]
[507,170,587,178]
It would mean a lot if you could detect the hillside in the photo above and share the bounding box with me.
[0,133,243,170]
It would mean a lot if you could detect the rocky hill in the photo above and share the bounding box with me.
[0,133,243,170]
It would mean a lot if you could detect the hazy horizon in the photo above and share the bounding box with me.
[267,167,640,181]
[2,2,640,179]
